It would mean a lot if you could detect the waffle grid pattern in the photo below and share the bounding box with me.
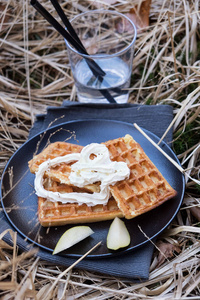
[106,135,177,219]
[29,142,83,173]
[38,182,122,226]
[30,136,176,226]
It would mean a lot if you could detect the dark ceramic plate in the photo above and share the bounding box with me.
[1,120,185,258]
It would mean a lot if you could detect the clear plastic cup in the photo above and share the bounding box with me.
[65,10,137,103]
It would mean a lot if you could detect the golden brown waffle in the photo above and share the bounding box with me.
[29,141,100,193]
[30,135,177,226]
[28,141,83,173]
[38,179,123,226]
[105,134,177,219]
[45,162,100,193]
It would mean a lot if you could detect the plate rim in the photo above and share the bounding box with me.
[0,119,185,258]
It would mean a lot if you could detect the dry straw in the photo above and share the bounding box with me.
[0,0,200,298]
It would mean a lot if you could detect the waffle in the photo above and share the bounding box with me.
[105,134,177,219]
[30,135,177,226]
[28,141,83,173]
[29,142,99,193]
[38,179,123,226]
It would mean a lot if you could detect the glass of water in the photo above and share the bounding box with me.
[65,10,137,104]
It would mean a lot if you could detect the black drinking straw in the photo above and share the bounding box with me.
[31,0,118,103]
[31,0,105,77]
[49,0,127,96]
[48,0,124,100]
[49,0,85,49]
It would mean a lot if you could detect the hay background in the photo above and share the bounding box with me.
[0,0,200,298]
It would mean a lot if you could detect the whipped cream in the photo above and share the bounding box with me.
[34,143,130,206]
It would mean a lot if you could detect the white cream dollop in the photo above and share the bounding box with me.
[34,143,130,206]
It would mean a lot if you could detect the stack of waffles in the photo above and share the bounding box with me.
[28,135,177,227]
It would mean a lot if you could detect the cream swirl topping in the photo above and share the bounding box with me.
[34,143,130,206]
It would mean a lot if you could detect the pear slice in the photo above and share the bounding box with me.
[53,226,94,255]
[107,217,131,250]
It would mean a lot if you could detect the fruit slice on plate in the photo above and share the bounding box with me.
[107,217,131,250]
[53,226,94,255]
